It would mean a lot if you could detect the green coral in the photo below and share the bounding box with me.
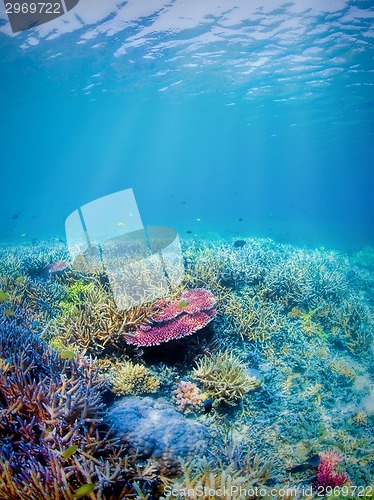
[59,280,95,314]
[288,307,327,339]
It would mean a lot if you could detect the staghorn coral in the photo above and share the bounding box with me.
[47,276,158,355]
[288,307,327,339]
[352,411,368,426]
[330,358,357,380]
[174,380,203,412]
[126,289,216,347]
[166,445,271,500]
[0,320,166,499]
[193,351,262,404]
[223,288,286,342]
[108,359,160,396]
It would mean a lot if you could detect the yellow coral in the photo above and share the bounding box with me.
[0,357,11,373]
[353,411,368,426]
[110,360,160,396]
[193,351,261,405]
[288,307,327,339]
[330,359,356,379]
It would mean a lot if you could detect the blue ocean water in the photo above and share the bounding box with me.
[0,0,373,250]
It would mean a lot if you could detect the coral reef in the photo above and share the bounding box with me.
[0,235,373,495]
[126,289,216,347]
[193,351,262,404]
[109,396,210,461]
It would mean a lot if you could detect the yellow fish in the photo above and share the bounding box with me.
[4,310,14,317]
[74,483,95,499]
[61,444,78,460]
[16,276,25,284]
[177,299,189,309]
[60,350,75,360]
[117,221,126,227]
[0,291,10,303]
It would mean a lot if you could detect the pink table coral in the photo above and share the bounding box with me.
[126,289,216,347]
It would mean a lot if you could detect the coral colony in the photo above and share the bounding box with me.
[0,237,373,498]
[314,451,351,491]
[125,289,216,346]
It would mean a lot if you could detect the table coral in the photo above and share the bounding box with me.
[126,289,216,346]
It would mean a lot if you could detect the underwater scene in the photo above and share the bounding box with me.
[0,1,373,499]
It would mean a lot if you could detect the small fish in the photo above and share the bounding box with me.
[12,213,19,220]
[177,299,189,309]
[16,276,25,284]
[186,230,192,234]
[238,218,243,222]
[0,291,10,303]
[233,239,246,248]
[287,463,311,473]
[32,320,40,328]
[21,233,27,237]
[43,260,69,277]
[4,310,14,317]
[307,454,320,467]
[203,398,213,413]
[5,357,12,364]
[74,483,95,499]
[61,444,78,460]
[60,350,75,360]
[117,221,126,227]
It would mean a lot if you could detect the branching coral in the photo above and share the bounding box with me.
[313,451,350,491]
[223,288,286,342]
[168,449,271,500]
[193,351,261,404]
[47,277,158,355]
[0,320,166,499]
[351,247,374,271]
[288,307,327,339]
